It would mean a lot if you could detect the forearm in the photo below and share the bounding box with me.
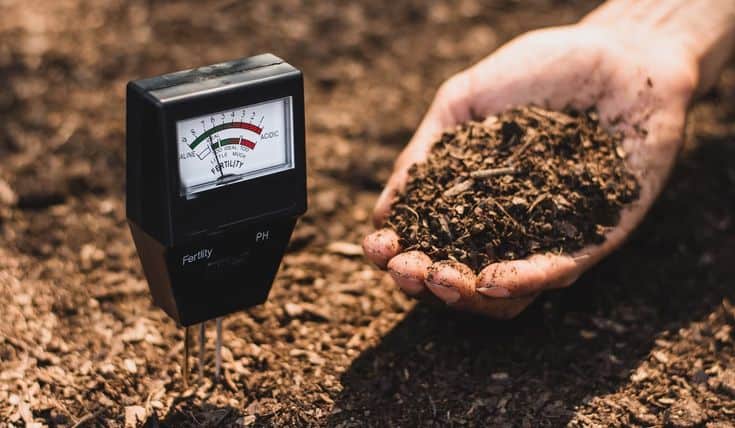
[583,0,735,96]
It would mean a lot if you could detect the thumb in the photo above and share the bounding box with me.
[373,72,474,227]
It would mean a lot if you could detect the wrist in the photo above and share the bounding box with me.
[581,0,735,97]
[572,20,700,101]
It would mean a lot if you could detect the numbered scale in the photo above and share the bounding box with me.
[126,54,306,384]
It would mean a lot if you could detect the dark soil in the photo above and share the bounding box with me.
[387,107,640,271]
[1,1,735,427]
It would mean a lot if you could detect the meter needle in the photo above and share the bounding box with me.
[209,136,225,178]
[215,317,223,381]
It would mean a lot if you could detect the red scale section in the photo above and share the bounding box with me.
[235,123,262,134]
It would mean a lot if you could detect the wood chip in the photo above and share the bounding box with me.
[124,406,146,428]
[0,178,17,206]
[442,179,474,198]
[326,241,363,256]
[469,166,515,179]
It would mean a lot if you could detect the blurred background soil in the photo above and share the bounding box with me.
[1,0,734,426]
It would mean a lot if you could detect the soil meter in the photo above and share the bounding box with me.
[126,54,306,384]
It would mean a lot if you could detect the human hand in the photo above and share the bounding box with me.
[363,19,700,318]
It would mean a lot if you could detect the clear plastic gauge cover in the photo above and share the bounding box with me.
[176,96,294,197]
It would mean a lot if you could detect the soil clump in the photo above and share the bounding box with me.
[387,106,640,271]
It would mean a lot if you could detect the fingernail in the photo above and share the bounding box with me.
[389,271,424,295]
[426,282,461,304]
[477,286,511,298]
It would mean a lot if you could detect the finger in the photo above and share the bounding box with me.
[387,251,432,296]
[362,228,401,269]
[373,72,475,227]
[424,259,539,318]
[425,260,476,305]
[476,253,582,298]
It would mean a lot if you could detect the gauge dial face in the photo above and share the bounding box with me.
[176,96,294,196]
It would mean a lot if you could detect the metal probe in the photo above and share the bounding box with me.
[198,322,206,379]
[182,318,225,388]
[183,326,191,388]
[215,317,223,381]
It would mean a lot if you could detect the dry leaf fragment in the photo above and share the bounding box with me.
[124,406,146,428]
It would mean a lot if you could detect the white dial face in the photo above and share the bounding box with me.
[176,96,294,196]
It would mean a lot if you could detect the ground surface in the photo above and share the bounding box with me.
[1,1,734,427]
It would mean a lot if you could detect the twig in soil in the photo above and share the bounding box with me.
[394,204,419,222]
[224,368,238,392]
[504,128,538,165]
[70,410,103,428]
[438,214,453,240]
[456,232,471,242]
[447,149,468,160]
[443,179,474,198]
[470,166,515,179]
[527,194,548,213]
[527,105,575,125]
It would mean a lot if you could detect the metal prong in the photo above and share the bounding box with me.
[198,322,206,379]
[215,317,223,381]
[183,326,191,389]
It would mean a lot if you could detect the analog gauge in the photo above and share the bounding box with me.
[176,96,294,196]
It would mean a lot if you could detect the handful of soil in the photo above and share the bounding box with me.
[386,106,640,272]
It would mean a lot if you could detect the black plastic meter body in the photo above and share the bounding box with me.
[126,54,306,327]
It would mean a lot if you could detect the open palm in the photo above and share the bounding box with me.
[363,23,697,318]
